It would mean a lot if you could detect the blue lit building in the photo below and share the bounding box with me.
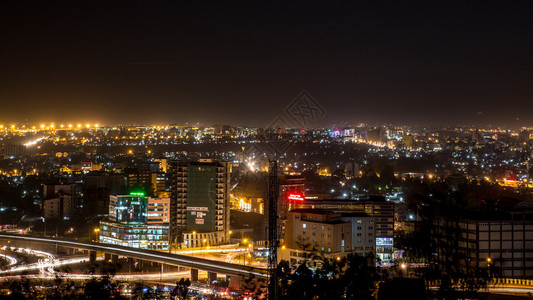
[99,192,169,250]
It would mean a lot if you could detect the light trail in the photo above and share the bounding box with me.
[0,254,17,266]
[0,234,268,278]
[0,246,88,276]
[24,136,46,147]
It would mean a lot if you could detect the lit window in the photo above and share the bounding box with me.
[302,223,306,229]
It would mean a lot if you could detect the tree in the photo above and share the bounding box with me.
[342,253,377,300]
[174,278,191,299]
[242,275,267,299]
[275,253,378,299]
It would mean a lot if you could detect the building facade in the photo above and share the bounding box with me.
[43,194,74,220]
[281,209,377,267]
[169,160,230,248]
[147,197,170,224]
[100,193,169,250]
[99,220,169,250]
[293,197,394,261]
[433,211,533,278]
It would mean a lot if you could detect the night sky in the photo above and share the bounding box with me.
[1,1,533,127]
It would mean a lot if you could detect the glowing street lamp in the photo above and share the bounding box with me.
[93,228,100,241]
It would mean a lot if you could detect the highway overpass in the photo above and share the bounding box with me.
[0,234,268,280]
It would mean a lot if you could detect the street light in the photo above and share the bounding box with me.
[93,228,100,242]
[487,257,493,278]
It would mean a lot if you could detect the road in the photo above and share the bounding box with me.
[0,233,267,279]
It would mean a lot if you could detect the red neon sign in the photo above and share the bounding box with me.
[287,192,304,201]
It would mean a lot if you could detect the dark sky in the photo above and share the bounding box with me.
[1,1,533,127]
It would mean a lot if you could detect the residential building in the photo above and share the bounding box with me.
[292,196,394,261]
[281,209,352,267]
[43,193,74,219]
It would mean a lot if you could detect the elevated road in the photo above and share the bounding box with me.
[0,234,267,279]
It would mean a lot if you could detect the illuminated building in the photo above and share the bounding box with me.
[169,159,230,248]
[402,135,414,148]
[108,194,147,224]
[99,220,169,250]
[126,169,155,191]
[263,175,305,241]
[280,209,376,267]
[154,158,168,173]
[126,169,168,197]
[433,209,533,278]
[100,192,169,250]
[278,176,305,220]
[340,212,376,257]
[147,197,170,224]
[292,196,394,262]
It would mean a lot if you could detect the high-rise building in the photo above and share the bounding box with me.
[169,159,230,248]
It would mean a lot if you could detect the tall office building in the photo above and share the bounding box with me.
[169,159,230,248]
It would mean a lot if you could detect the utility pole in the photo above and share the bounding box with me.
[267,159,279,300]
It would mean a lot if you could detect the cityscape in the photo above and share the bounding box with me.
[1,1,533,299]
